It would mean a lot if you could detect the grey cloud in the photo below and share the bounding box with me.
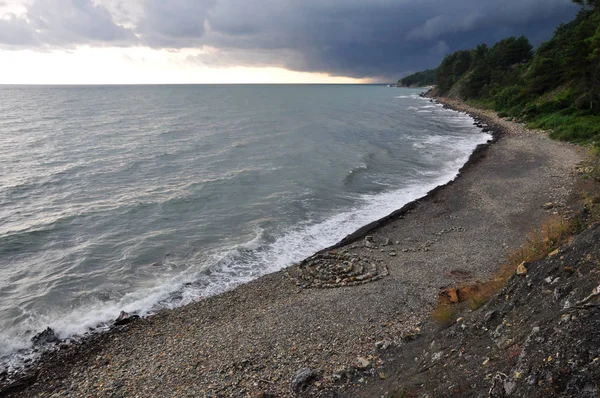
[137,0,215,47]
[0,13,38,46]
[29,0,136,45]
[0,0,581,79]
[0,0,135,48]
[187,47,302,69]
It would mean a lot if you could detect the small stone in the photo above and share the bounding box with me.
[382,238,391,246]
[516,262,527,275]
[331,369,347,383]
[563,266,576,275]
[290,368,315,392]
[543,202,554,210]
[389,252,397,257]
[402,332,419,342]
[375,340,391,350]
[356,357,371,370]
[484,310,497,323]
[493,323,506,339]
[482,358,490,365]
[504,380,517,395]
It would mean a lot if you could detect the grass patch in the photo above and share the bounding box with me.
[506,216,573,266]
[589,152,600,182]
[431,216,578,324]
[583,191,600,225]
[467,98,495,110]
[527,113,600,147]
[432,304,456,326]
[431,155,600,324]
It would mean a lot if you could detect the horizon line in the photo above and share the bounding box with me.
[0,82,393,86]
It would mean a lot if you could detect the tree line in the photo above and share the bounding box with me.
[400,1,600,147]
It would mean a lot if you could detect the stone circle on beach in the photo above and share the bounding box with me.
[287,251,388,289]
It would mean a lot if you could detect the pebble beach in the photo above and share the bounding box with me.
[1,96,586,398]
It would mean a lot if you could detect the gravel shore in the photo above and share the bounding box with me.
[2,97,586,397]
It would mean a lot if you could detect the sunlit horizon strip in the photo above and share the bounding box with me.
[0,47,374,85]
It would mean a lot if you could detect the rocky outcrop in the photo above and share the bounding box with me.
[356,222,600,397]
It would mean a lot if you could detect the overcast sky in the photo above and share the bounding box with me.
[0,0,580,84]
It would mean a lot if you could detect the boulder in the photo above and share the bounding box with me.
[31,327,59,346]
[114,311,140,326]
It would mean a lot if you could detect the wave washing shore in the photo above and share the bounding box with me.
[1,94,585,397]
[0,88,491,373]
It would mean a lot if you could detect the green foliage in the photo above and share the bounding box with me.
[528,114,600,145]
[420,5,600,147]
[493,85,525,113]
[437,50,473,92]
[398,68,438,87]
[460,36,532,99]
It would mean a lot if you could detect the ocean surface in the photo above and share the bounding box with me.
[0,84,490,370]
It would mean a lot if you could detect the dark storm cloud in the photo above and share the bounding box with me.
[0,0,581,78]
[199,0,578,78]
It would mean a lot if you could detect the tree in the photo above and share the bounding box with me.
[572,0,597,10]
[436,50,473,93]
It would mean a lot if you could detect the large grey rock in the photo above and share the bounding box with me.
[31,327,59,346]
